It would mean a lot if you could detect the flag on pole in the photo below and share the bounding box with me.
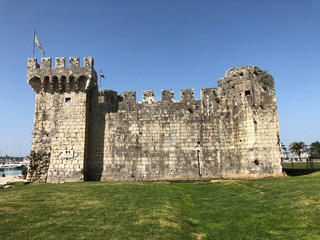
[34,32,45,55]
[100,70,105,79]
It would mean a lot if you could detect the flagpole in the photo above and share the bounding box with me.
[33,30,35,58]
[99,72,101,89]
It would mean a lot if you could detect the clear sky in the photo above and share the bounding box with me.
[0,0,319,157]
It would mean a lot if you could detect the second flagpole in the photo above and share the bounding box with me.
[33,30,35,58]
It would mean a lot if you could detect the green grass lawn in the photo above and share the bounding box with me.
[1,172,320,240]
[282,162,320,176]
[282,161,320,169]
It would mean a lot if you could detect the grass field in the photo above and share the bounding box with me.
[282,161,320,169]
[282,162,320,177]
[1,172,320,240]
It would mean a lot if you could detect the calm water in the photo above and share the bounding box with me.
[0,169,21,176]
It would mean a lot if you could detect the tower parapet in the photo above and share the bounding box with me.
[27,57,97,93]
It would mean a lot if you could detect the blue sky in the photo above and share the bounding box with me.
[0,0,319,156]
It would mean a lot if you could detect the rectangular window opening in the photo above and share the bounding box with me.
[245,90,251,96]
[65,97,71,103]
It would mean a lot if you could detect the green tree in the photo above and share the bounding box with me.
[289,142,307,162]
[280,143,287,163]
[281,143,287,152]
[310,141,320,156]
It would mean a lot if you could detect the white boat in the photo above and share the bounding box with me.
[0,161,29,171]
[1,163,22,170]
[19,161,29,167]
[2,163,11,169]
[9,163,23,169]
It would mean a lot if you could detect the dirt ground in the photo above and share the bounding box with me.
[0,175,24,184]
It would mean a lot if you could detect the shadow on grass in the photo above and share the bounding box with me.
[168,180,213,184]
[283,169,320,176]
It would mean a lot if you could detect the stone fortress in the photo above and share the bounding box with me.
[27,57,283,183]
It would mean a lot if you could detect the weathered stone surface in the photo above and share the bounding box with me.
[27,58,282,183]
[27,150,50,182]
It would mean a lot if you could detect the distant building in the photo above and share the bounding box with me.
[282,151,309,162]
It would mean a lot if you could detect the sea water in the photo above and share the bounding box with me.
[0,169,21,177]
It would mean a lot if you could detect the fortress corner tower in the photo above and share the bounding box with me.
[27,57,97,182]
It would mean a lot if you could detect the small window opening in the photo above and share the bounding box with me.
[245,90,251,96]
[239,72,244,76]
[65,97,71,103]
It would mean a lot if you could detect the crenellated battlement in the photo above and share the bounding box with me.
[55,57,66,68]
[28,57,94,69]
[123,91,136,102]
[181,89,194,102]
[96,88,221,105]
[97,90,121,104]
[40,58,51,68]
[106,88,215,104]
[142,90,155,103]
[27,57,97,93]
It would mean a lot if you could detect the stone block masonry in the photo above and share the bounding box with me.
[27,57,283,183]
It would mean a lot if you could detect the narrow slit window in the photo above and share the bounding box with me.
[65,97,71,103]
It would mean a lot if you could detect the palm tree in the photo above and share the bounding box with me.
[280,143,287,163]
[310,141,320,156]
[289,142,307,169]
[289,141,307,161]
[281,143,287,152]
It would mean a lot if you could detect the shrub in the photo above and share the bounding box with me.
[21,166,28,175]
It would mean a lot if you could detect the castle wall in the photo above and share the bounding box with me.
[27,57,282,182]
[87,90,209,181]
[86,66,282,181]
